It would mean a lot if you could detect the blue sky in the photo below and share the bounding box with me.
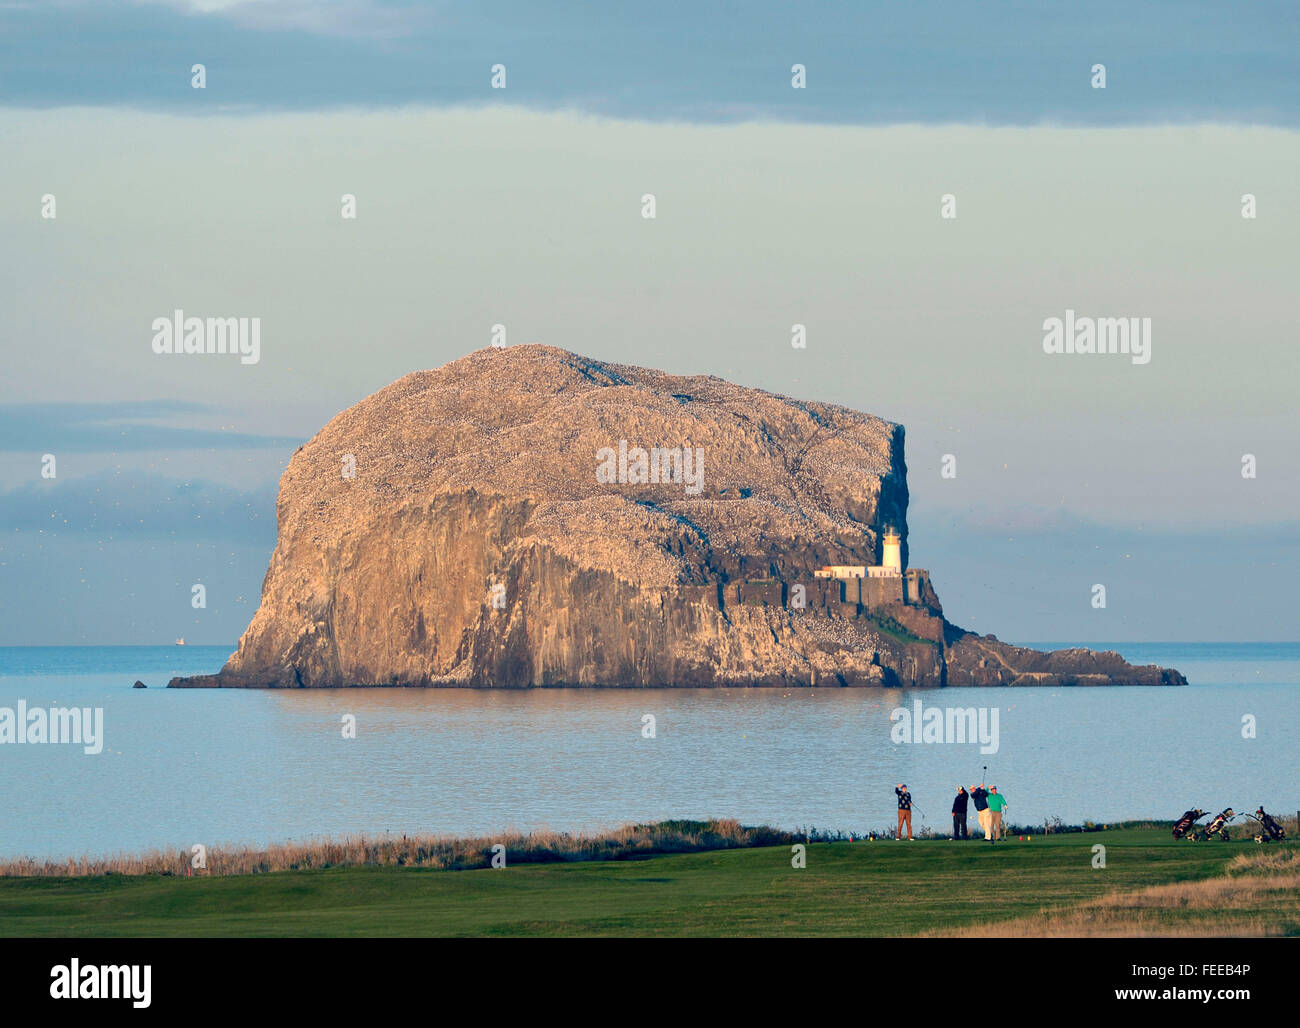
[1,2,1297,646]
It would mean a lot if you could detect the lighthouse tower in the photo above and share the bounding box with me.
[882,529,902,575]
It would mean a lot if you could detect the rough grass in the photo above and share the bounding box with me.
[935,847,1300,937]
[0,819,797,878]
[866,614,932,647]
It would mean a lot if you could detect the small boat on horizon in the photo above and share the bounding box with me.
[175,637,186,646]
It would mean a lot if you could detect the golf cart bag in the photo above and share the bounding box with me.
[1172,808,1206,840]
[1248,807,1286,844]
[1193,808,1235,841]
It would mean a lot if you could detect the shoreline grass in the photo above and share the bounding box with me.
[0,819,800,879]
[3,815,1292,880]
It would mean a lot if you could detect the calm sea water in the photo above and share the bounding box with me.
[0,643,1295,860]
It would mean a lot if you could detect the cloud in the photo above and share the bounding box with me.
[129,0,438,36]
[0,402,303,454]
[3,1,1297,124]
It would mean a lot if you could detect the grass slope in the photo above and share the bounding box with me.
[3,828,1292,937]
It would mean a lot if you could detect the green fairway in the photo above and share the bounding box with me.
[2,828,1288,937]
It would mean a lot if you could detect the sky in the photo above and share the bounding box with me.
[1,1,1297,645]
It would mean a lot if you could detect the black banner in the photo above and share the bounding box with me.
[0,937,1286,1014]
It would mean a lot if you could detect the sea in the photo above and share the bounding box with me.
[0,642,1295,860]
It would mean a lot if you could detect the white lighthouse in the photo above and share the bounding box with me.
[881,529,902,575]
[864,527,903,579]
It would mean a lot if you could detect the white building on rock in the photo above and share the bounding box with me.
[867,529,902,577]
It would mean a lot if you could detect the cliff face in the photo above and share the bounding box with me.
[172,346,1183,689]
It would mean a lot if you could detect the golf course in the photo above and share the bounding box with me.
[1,825,1295,937]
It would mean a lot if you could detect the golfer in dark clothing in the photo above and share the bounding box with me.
[970,783,992,841]
[895,784,914,840]
[951,786,969,840]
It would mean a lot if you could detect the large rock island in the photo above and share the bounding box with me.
[172,346,1185,689]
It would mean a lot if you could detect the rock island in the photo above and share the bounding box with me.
[171,346,1185,689]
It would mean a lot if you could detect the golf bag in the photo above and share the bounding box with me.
[1172,808,1206,840]
[1247,807,1286,844]
[1192,808,1235,841]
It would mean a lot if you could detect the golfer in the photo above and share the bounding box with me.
[895,783,914,841]
[951,786,969,840]
[986,786,1009,841]
[970,783,992,841]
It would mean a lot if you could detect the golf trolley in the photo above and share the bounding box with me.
[1172,808,1207,840]
[1190,807,1236,842]
[1244,807,1287,844]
